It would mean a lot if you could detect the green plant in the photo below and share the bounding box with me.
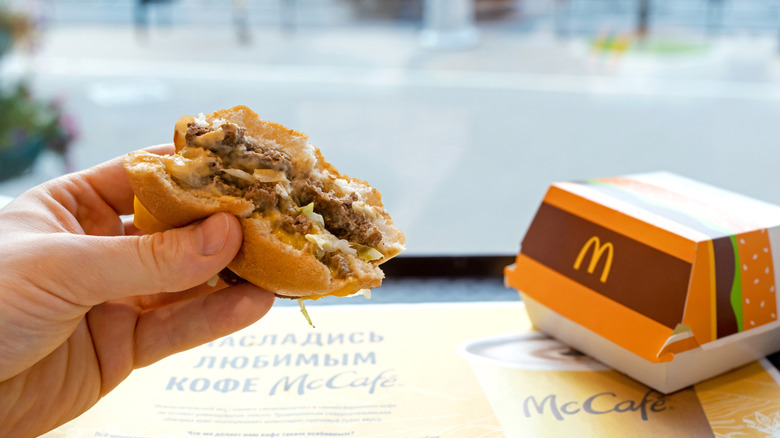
[0,9,76,181]
[0,83,78,181]
[0,82,76,154]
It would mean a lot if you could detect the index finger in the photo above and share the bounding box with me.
[82,144,175,216]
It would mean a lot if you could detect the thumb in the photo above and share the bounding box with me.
[57,212,244,304]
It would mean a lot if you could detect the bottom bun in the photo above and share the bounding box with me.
[228,217,384,300]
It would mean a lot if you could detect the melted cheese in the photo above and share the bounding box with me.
[259,211,308,249]
[192,130,226,148]
[163,148,218,189]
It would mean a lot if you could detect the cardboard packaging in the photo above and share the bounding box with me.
[505,172,780,394]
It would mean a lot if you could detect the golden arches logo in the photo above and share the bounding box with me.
[573,236,614,283]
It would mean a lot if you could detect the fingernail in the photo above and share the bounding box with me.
[197,213,230,256]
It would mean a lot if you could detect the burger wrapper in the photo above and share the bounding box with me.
[505,172,780,393]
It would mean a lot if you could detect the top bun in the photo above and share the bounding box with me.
[124,106,405,299]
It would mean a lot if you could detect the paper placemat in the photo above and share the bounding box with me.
[42,302,780,437]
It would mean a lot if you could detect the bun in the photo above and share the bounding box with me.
[124,106,405,299]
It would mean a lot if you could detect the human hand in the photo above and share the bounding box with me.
[0,145,275,437]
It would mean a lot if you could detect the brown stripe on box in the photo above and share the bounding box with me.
[712,236,738,338]
[521,202,692,329]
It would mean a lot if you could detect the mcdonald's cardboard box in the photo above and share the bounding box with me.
[505,172,780,394]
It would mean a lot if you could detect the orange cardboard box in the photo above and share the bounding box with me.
[505,172,780,394]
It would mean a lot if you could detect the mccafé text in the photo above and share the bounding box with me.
[523,390,668,421]
[270,369,397,396]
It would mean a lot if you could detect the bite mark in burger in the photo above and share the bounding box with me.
[124,106,405,300]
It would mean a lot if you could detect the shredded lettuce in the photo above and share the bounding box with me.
[305,233,357,257]
[357,246,383,262]
[304,233,384,263]
[298,298,315,328]
[298,202,315,215]
[297,202,325,229]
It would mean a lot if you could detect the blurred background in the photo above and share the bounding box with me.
[2,0,780,257]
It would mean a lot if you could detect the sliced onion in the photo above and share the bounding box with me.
[253,169,286,183]
[275,183,291,197]
[222,168,255,183]
[192,129,226,148]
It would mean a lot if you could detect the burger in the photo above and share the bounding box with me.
[123,106,405,303]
